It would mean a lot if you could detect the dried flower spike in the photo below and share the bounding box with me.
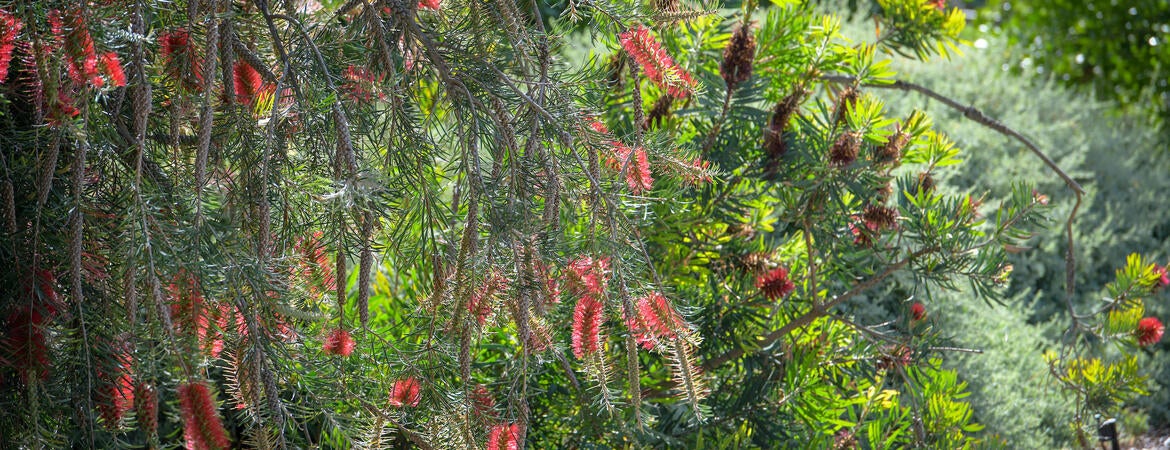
[829,132,861,168]
[875,129,908,167]
[861,205,899,230]
[721,22,756,88]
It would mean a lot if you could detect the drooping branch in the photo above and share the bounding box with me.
[822,74,1086,331]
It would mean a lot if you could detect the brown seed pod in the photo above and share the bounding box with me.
[916,171,935,194]
[828,131,861,168]
[875,130,908,167]
[833,86,860,126]
[720,23,756,89]
[762,88,808,176]
[861,204,899,230]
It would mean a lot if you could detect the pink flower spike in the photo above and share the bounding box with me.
[323,328,356,357]
[389,377,422,407]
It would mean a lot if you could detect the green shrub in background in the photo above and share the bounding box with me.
[980,0,1170,123]
[834,14,1170,446]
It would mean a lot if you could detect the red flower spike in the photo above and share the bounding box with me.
[471,384,496,417]
[933,0,947,10]
[618,25,695,98]
[1137,317,1164,347]
[159,29,203,90]
[323,328,356,357]
[625,148,653,195]
[134,382,159,438]
[389,377,422,407]
[910,302,926,321]
[565,256,611,296]
[0,9,21,84]
[418,0,441,10]
[571,295,605,359]
[178,382,231,450]
[756,267,795,301]
[100,52,126,87]
[486,423,523,450]
[233,61,264,105]
[50,10,101,88]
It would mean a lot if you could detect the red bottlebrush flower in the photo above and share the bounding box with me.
[99,52,126,87]
[233,61,264,105]
[97,368,135,427]
[486,423,523,450]
[587,118,609,134]
[178,382,231,450]
[1153,264,1169,288]
[4,306,51,382]
[50,10,101,87]
[418,0,441,10]
[755,267,795,301]
[933,0,947,10]
[389,377,422,407]
[571,295,605,359]
[618,25,696,98]
[910,302,926,321]
[295,231,337,297]
[682,158,713,186]
[1137,317,1164,347]
[159,29,203,90]
[565,256,611,296]
[134,382,159,438]
[342,65,386,103]
[0,9,21,84]
[535,261,561,306]
[468,271,509,326]
[627,292,688,350]
[49,89,80,126]
[626,147,654,195]
[471,384,496,417]
[323,328,355,357]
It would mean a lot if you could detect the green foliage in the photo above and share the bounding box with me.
[980,0,1170,122]
[1,0,1158,448]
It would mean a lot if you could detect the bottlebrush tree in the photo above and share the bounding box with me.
[0,0,1161,448]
